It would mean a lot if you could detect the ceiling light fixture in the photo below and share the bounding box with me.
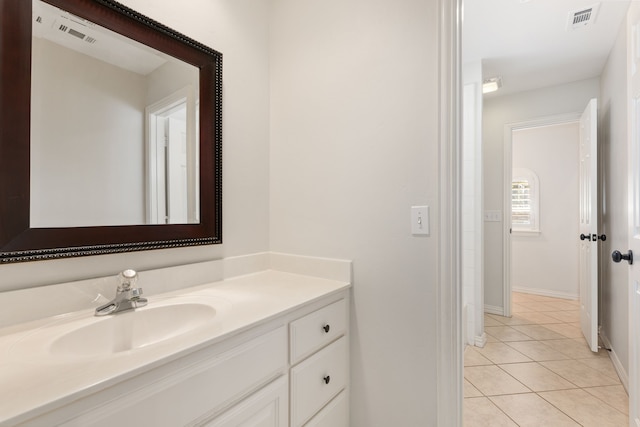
[482,76,502,94]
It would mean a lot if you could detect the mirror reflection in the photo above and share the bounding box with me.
[30,0,199,228]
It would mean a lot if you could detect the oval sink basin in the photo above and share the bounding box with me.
[49,302,216,357]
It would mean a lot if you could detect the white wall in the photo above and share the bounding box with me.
[31,37,146,227]
[269,0,439,424]
[511,123,580,299]
[146,59,198,106]
[483,78,600,309]
[462,60,484,346]
[7,1,444,425]
[3,0,271,291]
[599,11,629,377]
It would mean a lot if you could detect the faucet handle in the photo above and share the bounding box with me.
[118,269,138,292]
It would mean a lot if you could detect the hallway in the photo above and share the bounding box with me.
[464,292,629,426]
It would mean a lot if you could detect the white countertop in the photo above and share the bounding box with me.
[0,270,350,426]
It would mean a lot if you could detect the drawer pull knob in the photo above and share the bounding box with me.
[322,324,331,333]
[323,375,331,385]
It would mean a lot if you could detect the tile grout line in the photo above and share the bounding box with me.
[464,292,629,426]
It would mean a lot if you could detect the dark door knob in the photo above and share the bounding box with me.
[612,250,633,265]
[580,233,592,241]
[597,234,607,241]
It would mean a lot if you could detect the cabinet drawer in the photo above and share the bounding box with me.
[290,336,348,427]
[304,390,348,427]
[290,299,346,364]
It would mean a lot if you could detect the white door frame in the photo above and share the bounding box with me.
[437,0,462,425]
[502,113,581,318]
[145,86,196,224]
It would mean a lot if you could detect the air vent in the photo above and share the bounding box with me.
[567,3,600,30]
[67,28,85,39]
[56,23,98,44]
[573,8,592,25]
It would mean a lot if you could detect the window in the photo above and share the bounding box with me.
[512,168,539,233]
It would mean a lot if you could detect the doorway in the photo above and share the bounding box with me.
[464,112,629,425]
[145,87,199,225]
[503,115,582,316]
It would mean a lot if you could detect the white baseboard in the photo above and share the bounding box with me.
[474,333,487,348]
[512,286,578,301]
[484,304,504,316]
[600,331,629,392]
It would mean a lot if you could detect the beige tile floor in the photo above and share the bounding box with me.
[464,292,629,427]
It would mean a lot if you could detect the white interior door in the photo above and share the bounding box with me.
[628,8,640,426]
[578,98,599,353]
[629,95,640,427]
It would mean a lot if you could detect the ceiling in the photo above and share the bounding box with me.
[463,0,631,97]
[33,0,168,75]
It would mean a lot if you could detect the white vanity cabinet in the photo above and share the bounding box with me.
[9,289,349,427]
[200,376,289,427]
[54,326,289,427]
[289,299,349,427]
[204,295,350,427]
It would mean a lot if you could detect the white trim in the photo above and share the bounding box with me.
[503,112,582,317]
[437,0,462,425]
[503,125,512,318]
[600,331,629,392]
[145,86,196,224]
[512,286,578,301]
[474,333,487,348]
[484,304,504,316]
[511,230,541,237]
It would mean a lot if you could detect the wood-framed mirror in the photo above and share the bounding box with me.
[0,0,222,263]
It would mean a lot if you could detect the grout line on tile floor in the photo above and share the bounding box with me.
[464,292,629,427]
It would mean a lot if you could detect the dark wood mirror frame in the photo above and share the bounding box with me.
[0,0,222,263]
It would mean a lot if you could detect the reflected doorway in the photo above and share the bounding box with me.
[146,88,199,225]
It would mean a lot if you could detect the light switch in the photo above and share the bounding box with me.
[484,211,502,222]
[411,206,430,236]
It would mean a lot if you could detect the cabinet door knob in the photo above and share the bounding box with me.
[322,324,330,333]
[323,375,331,384]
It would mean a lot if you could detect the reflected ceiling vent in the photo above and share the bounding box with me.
[34,2,97,45]
[567,3,600,31]
[56,21,97,43]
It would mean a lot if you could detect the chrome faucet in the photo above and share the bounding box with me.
[95,269,148,316]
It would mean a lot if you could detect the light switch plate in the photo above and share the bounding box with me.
[484,210,502,222]
[411,206,430,236]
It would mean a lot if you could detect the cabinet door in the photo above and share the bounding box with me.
[201,376,288,427]
[57,327,287,427]
[304,390,348,427]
